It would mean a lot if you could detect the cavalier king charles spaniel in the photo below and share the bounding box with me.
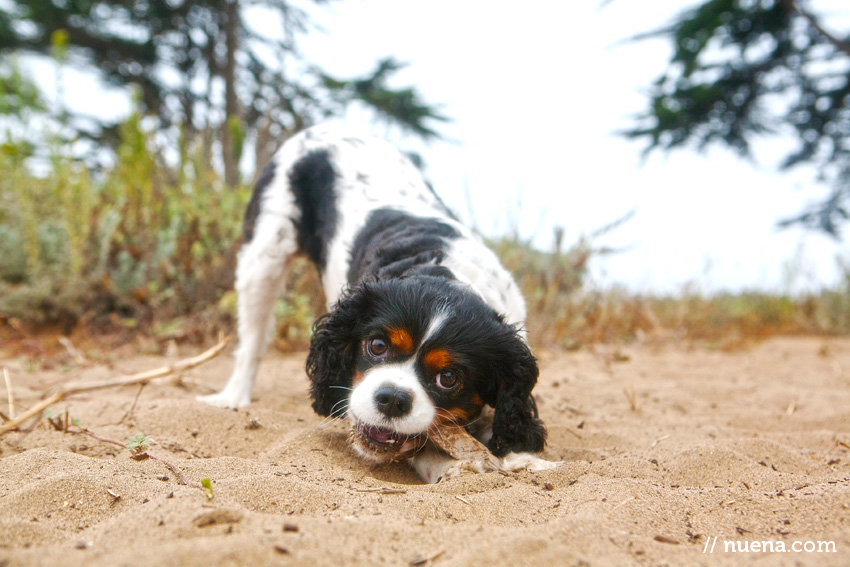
[199,125,560,482]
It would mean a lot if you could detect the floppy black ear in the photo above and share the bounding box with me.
[305,285,372,417]
[486,335,547,457]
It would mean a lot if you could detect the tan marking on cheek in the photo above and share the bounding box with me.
[423,348,453,370]
[387,328,414,354]
[432,395,486,427]
[352,371,365,386]
[435,407,473,426]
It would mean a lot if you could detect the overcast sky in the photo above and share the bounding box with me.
[28,0,849,294]
[291,0,849,294]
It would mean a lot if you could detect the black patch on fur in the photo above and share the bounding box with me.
[288,150,338,270]
[347,209,460,284]
[242,160,277,243]
[307,276,547,456]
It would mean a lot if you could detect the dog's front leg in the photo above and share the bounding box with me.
[408,443,500,484]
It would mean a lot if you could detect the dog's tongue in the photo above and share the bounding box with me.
[362,424,401,445]
[367,426,395,444]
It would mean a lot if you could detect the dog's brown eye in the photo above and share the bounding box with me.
[367,338,389,358]
[436,371,458,390]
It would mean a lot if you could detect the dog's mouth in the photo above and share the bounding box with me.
[358,422,411,446]
[350,420,424,461]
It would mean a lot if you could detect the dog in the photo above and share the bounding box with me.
[199,125,559,482]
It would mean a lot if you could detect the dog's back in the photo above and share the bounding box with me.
[244,127,454,306]
[200,124,526,408]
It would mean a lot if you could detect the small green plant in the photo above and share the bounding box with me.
[201,477,214,500]
[126,433,152,457]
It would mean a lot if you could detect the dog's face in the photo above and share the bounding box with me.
[307,277,546,462]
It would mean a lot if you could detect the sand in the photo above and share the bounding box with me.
[1,336,849,566]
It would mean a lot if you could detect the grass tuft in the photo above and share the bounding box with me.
[1,116,849,353]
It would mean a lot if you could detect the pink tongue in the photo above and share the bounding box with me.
[368,427,394,444]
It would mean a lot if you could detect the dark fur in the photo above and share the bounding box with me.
[243,160,277,243]
[347,209,460,284]
[307,276,547,457]
[288,150,339,269]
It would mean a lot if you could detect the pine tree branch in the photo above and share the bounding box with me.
[791,1,850,57]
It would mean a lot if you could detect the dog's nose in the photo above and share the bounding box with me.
[374,385,413,418]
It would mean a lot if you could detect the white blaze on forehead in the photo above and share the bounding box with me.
[420,310,450,349]
[348,361,435,435]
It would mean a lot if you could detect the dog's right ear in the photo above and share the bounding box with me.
[306,285,373,417]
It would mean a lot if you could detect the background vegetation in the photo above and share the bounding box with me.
[1,114,848,357]
[2,0,850,358]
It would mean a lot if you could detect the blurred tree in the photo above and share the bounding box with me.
[0,0,446,185]
[0,58,45,159]
[625,0,850,237]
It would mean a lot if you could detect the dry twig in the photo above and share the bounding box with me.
[3,367,14,419]
[70,427,190,486]
[0,337,230,436]
[118,382,147,425]
[454,495,472,506]
[354,487,407,495]
[140,452,190,486]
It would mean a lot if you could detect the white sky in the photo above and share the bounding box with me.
[294,0,849,294]
[25,0,850,294]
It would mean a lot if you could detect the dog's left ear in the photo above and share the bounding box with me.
[485,331,547,457]
[306,284,373,417]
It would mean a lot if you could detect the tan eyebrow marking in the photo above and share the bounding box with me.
[387,328,414,355]
[423,348,453,370]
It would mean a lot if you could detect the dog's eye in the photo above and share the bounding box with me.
[435,371,458,390]
[367,338,389,358]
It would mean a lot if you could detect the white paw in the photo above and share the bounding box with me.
[196,391,250,409]
[436,458,500,482]
[500,452,563,472]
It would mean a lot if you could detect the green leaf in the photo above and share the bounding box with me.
[126,433,152,452]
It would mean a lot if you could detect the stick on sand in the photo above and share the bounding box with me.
[0,337,230,436]
[3,367,14,420]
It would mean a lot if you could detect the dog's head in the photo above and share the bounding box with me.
[306,277,546,462]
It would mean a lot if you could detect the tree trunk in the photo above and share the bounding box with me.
[221,0,240,187]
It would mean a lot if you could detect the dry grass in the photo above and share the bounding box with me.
[1,118,849,359]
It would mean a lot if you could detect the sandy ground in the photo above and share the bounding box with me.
[1,337,849,566]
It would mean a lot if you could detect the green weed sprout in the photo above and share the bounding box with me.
[201,477,214,500]
[126,433,152,457]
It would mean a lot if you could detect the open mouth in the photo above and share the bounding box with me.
[351,420,424,461]
[356,421,417,447]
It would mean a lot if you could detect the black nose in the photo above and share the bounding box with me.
[374,385,413,418]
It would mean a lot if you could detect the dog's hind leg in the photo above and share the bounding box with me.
[198,176,298,408]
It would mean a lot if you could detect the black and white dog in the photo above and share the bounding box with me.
[199,125,559,482]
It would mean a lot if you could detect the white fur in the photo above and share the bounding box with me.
[197,156,297,408]
[198,125,557,484]
[441,235,528,337]
[200,125,526,409]
[348,362,436,435]
[410,447,563,484]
